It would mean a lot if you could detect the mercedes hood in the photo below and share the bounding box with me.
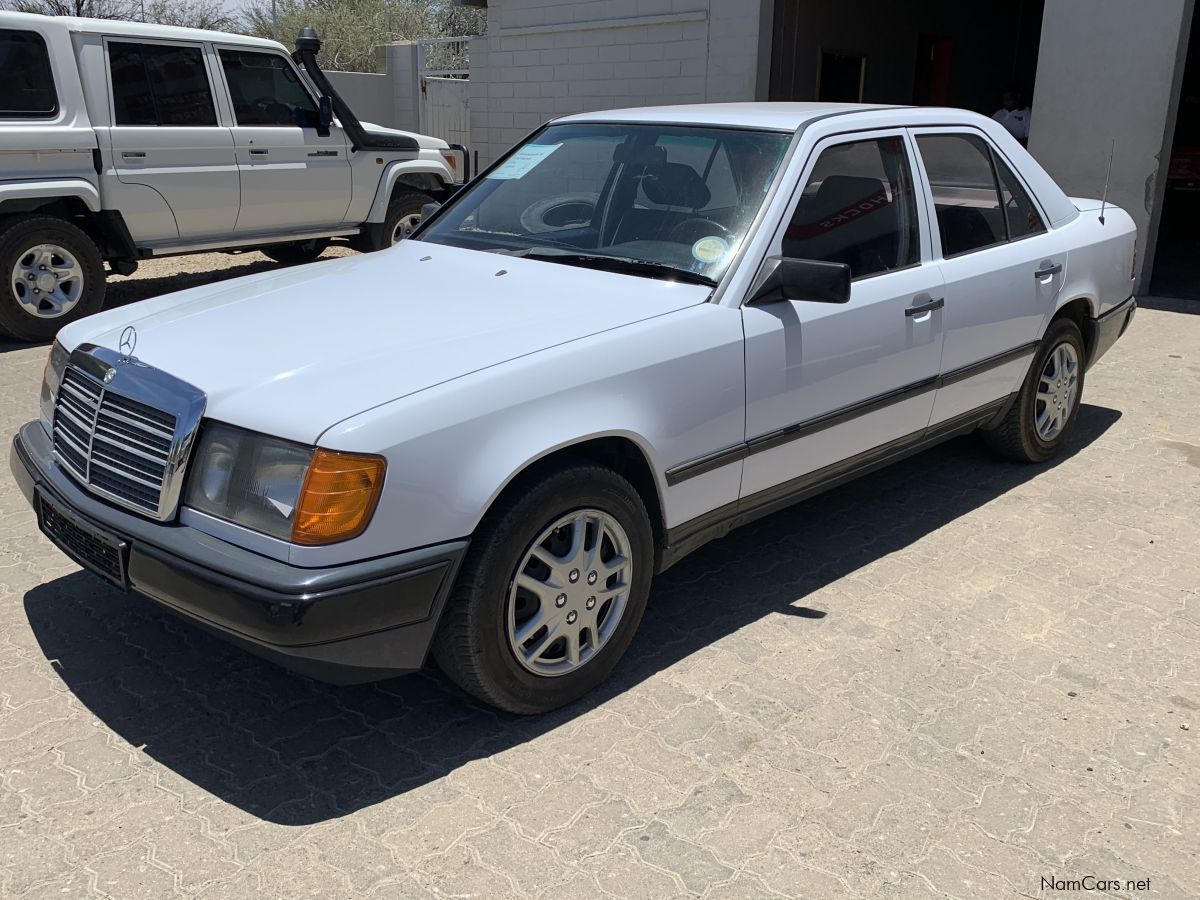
[56,242,711,444]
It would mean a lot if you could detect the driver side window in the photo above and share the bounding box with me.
[219,49,318,127]
[783,136,921,280]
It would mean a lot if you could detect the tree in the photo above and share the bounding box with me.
[240,0,485,73]
[141,0,237,31]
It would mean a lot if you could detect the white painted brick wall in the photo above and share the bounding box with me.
[469,0,762,166]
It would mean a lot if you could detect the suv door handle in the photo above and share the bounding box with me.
[905,296,944,317]
[249,148,269,156]
[120,151,146,159]
[1034,262,1063,278]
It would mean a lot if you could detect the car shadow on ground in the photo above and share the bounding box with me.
[23,404,1121,825]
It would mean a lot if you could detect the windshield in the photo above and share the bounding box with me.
[417,123,792,283]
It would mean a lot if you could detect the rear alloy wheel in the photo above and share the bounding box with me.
[0,216,105,342]
[984,317,1086,462]
[433,463,654,714]
[381,189,434,249]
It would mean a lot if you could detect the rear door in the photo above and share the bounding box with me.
[104,37,239,242]
[909,129,1069,425]
[214,46,351,233]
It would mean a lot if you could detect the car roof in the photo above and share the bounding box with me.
[555,102,904,131]
[0,10,285,51]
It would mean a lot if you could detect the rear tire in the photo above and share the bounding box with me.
[261,238,330,265]
[432,463,654,714]
[984,317,1086,463]
[0,216,105,342]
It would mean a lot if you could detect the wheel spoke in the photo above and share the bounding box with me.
[523,621,561,661]
[514,607,551,643]
[563,629,581,666]
[566,513,588,564]
[515,572,554,601]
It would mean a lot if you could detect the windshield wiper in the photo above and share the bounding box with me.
[506,247,717,286]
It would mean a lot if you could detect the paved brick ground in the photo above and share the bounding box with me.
[0,261,1197,898]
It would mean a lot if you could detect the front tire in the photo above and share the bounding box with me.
[432,463,654,714]
[984,317,1086,462]
[380,189,433,248]
[0,216,105,342]
[261,238,330,265]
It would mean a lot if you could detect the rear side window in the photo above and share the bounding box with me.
[916,134,1007,257]
[109,41,217,127]
[0,29,57,117]
[916,132,1047,256]
[218,49,318,127]
[994,155,1047,240]
[783,136,921,279]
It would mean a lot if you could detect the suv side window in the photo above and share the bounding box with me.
[916,133,1042,257]
[218,49,318,127]
[109,41,217,127]
[0,29,57,117]
[783,136,921,279]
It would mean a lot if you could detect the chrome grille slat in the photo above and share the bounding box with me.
[53,366,179,517]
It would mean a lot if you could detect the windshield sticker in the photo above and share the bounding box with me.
[691,236,729,265]
[487,143,563,180]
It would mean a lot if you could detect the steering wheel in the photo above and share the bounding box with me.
[667,217,736,244]
[251,96,290,122]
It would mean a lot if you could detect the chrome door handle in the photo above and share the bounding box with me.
[1034,263,1063,278]
[121,151,146,159]
[249,148,269,156]
[905,296,944,317]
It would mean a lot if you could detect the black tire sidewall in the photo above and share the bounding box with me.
[262,238,330,265]
[0,217,105,342]
[1019,319,1086,460]
[452,467,654,713]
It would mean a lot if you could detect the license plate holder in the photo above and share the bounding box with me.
[36,488,129,589]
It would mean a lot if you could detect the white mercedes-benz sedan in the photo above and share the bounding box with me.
[12,103,1137,713]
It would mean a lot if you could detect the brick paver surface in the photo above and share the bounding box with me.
[0,260,1197,898]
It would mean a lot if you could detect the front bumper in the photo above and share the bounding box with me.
[11,421,466,684]
[1086,294,1136,370]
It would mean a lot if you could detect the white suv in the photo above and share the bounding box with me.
[0,13,465,341]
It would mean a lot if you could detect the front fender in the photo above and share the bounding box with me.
[0,178,101,213]
[310,304,748,566]
[366,159,455,222]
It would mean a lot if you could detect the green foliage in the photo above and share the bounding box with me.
[240,0,486,73]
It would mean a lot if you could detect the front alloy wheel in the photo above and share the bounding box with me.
[507,509,632,676]
[432,463,654,714]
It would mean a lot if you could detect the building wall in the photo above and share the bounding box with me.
[326,42,422,134]
[469,0,763,166]
[1030,0,1194,289]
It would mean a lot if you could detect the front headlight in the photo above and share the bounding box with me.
[40,340,70,430]
[185,422,386,545]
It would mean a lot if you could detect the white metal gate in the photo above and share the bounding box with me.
[418,38,470,152]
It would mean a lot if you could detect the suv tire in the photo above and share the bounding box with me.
[381,189,433,248]
[984,317,1086,463]
[0,216,105,342]
[433,463,654,714]
[261,238,330,266]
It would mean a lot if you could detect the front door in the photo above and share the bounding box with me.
[740,131,945,502]
[215,47,351,234]
[104,38,239,243]
[909,129,1068,425]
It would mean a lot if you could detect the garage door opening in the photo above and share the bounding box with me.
[1150,5,1200,300]
[769,0,1044,122]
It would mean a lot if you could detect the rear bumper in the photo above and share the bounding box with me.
[11,421,466,684]
[1086,294,1136,370]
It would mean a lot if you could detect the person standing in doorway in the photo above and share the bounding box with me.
[993,88,1031,145]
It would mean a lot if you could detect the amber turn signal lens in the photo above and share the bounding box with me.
[290,449,386,546]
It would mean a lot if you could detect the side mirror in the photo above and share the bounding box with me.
[317,95,333,135]
[420,202,441,221]
[746,256,851,306]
